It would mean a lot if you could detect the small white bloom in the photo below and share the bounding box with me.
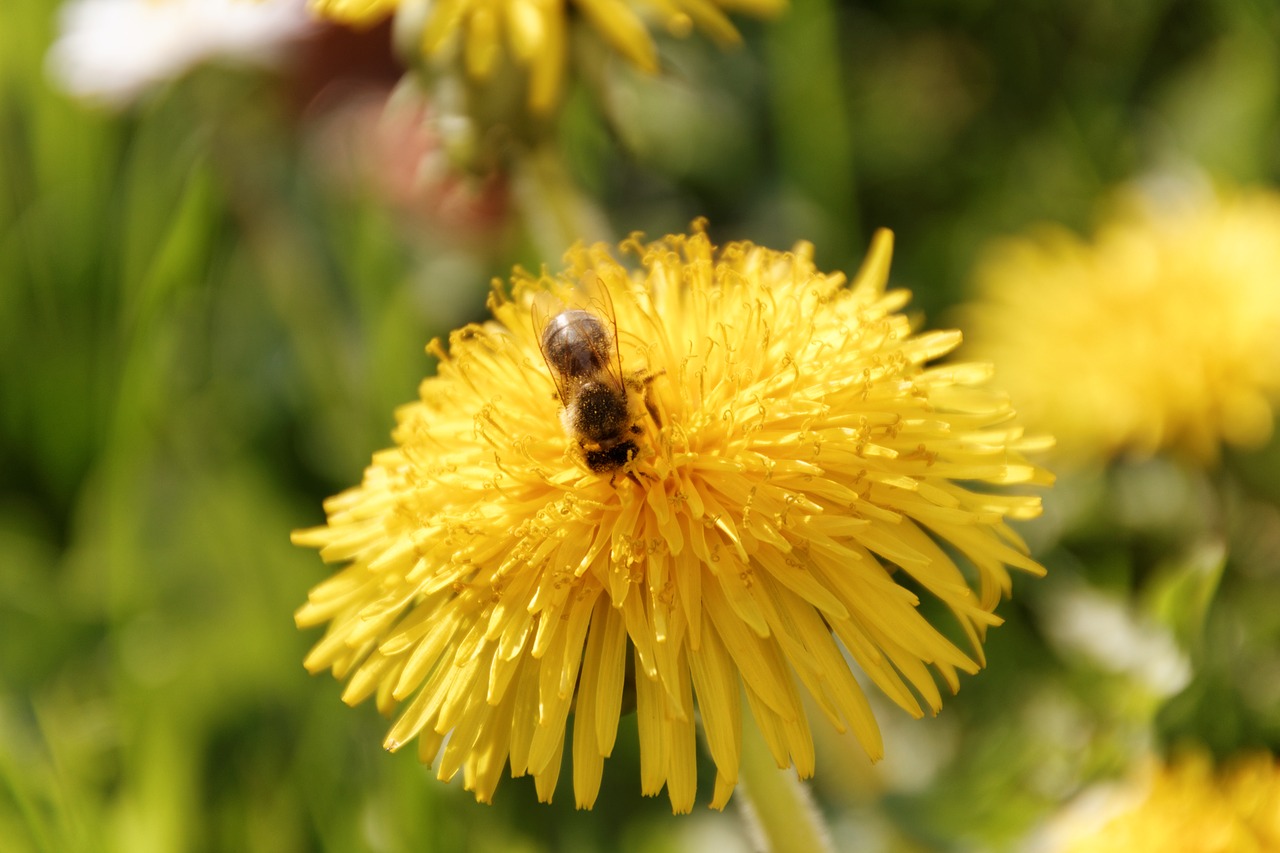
[46,0,316,107]
[1042,583,1191,698]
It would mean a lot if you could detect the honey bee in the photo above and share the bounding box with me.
[535,293,659,481]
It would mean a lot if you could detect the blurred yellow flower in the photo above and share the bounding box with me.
[308,0,784,113]
[961,188,1280,467]
[294,224,1050,811]
[1053,751,1280,853]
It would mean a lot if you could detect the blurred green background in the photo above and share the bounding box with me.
[3,0,1279,850]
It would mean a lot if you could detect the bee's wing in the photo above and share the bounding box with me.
[530,291,571,403]
[579,274,628,394]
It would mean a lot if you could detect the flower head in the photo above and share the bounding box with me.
[307,0,784,113]
[960,187,1280,468]
[1046,751,1280,853]
[294,224,1050,811]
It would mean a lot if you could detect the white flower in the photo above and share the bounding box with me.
[1040,581,1191,698]
[46,0,316,107]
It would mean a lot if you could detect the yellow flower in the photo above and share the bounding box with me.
[294,224,1050,811]
[308,0,785,114]
[1053,751,1280,853]
[961,188,1280,467]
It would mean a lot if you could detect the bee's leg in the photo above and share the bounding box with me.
[637,370,666,427]
[623,467,659,488]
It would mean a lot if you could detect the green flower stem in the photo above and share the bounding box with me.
[512,142,613,259]
[737,723,836,853]
[764,0,858,244]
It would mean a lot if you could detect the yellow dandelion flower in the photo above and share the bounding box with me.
[308,0,785,114]
[961,188,1280,467]
[294,224,1051,811]
[1051,751,1280,853]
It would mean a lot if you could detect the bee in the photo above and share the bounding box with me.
[535,292,659,481]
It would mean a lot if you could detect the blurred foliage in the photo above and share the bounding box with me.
[2,0,1279,850]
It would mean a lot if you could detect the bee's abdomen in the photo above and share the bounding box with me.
[542,310,611,379]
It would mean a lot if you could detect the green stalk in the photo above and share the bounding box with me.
[512,142,613,260]
[764,0,859,243]
[736,723,836,853]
